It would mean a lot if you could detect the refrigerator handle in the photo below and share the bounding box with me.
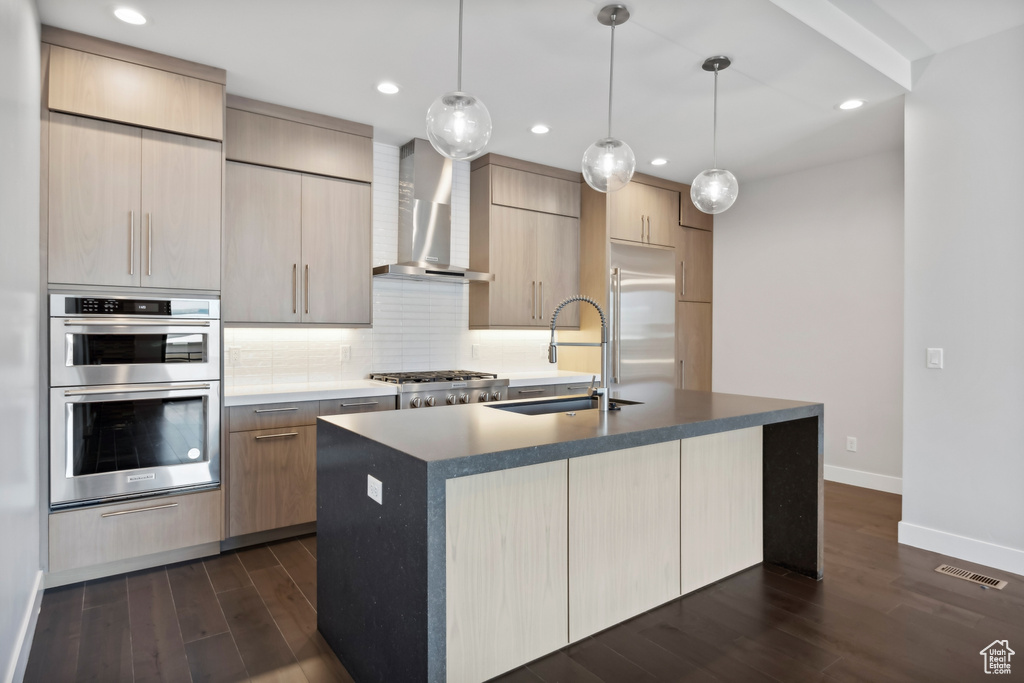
[612,267,622,383]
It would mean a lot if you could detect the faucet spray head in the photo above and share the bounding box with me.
[548,343,558,364]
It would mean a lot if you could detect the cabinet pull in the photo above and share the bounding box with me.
[640,215,645,241]
[129,211,135,275]
[538,281,543,320]
[102,502,178,518]
[516,389,546,394]
[565,385,589,390]
[254,432,298,440]
[305,265,310,315]
[646,216,652,242]
[340,401,378,407]
[292,264,297,314]
[254,407,299,414]
[531,281,536,319]
[680,261,686,297]
[147,214,153,276]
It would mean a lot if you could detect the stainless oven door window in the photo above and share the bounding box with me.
[50,318,220,386]
[51,382,221,507]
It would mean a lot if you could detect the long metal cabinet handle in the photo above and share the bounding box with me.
[640,215,645,241]
[647,216,652,242]
[65,383,210,396]
[254,432,298,440]
[538,282,543,320]
[129,211,135,275]
[64,319,211,327]
[254,407,298,414]
[102,502,178,518]
[339,401,378,407]
[305,265,310,315]
[680,261,686,297]
[613,267,622,383]
[531,281,536,319]
[292,264,297,314]
[147,214,153,276]
[516,389,546,395]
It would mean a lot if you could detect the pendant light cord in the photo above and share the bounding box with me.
[712,64,719,169]
[607,14,616,138]
[457,0,464,91]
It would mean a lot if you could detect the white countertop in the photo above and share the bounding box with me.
[224,371,602,406]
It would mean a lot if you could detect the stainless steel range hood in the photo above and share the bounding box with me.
[372,138,494,283]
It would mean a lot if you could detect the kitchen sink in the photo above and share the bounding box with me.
[488,395,643,416]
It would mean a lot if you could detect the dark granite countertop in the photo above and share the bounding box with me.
[319,387,823,477]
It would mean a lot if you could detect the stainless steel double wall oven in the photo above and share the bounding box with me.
[49,294,221,508]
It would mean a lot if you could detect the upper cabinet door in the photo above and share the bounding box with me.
[676,227,712,303]
[607,182,647,244]
[488,206,539,327]
[300,175,371,324]
[223,162,302,323]
[536,213,580,328]
[141,130,222,290]
[646,184,678,247]
[490,166,580,218]
[679,184,713,232]
[48,113,142,287]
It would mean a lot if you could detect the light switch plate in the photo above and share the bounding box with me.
[367,475,382,505]
[846,436,857,452]
[926,348,943,369]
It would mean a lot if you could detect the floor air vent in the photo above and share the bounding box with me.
[935,564,1007,590]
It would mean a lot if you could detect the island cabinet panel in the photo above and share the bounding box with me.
[228,425,317,537]
[680,426,763,595]
[446,460,569,683]
[568,441,681,641]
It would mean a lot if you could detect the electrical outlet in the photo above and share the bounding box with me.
[471,343,480,360]
[227,346,242,367]
[926,348,943,369]
[846,436,858,452]
[367,475,382,505]
[339,345,352,362]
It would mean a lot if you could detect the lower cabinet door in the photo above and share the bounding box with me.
[446,460,568,683]
[229,425,316,537]
[680,426,763,594]
[568,442,681,641]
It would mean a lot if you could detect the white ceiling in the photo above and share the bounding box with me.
[37,0,1024,182]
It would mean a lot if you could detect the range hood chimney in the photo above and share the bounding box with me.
[372,138,493,283]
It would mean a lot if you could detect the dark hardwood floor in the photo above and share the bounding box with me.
[25,483,1024,682]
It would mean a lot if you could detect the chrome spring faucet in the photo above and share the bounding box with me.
[548,295,610,411]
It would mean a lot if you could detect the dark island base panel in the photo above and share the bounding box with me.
[763,416,824,579]
[316,427,430,683]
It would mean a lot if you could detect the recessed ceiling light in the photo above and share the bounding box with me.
[838,99,865,110]
[651,158,668,166]
[114,7,147,25]
[377,82,400,95]
[531,124,550,135]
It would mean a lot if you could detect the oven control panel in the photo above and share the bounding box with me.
[53,295,219,319]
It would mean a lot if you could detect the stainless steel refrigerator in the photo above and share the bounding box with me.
[609,241,676,396]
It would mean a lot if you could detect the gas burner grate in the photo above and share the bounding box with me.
[371,370,499,384]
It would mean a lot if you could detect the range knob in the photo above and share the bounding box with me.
[479,393,489,402]
[446,394,457,405]
[459,393,470,404]
[425,396,436,407]
[410,397,423,408]
[491,391,502,401]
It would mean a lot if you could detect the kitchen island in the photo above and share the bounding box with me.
[316,388,823,683]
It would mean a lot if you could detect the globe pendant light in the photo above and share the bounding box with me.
[691,56,739,214]
[426,0,492,160]
[582,5,636,193]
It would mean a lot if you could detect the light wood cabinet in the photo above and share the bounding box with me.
[446,460,569,683]
[228,426,317,537]
[608,181,678,246]
[222,162,371,324]
[679,182,714,231]
[48,489,222,573]
[675,226,713,303]
[568,441,681,641]
[47,113,221,290]
[677,302,712,391]
[470,158,581,330]
[680,427,763,594]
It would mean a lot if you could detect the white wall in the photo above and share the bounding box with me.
[900,25,1024,575]
[0,0,43,679]
[713,149,905,493]
[225,142,554,388]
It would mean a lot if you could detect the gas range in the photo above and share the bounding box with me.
[370,370,509,409]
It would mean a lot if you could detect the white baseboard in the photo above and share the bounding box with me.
[898,521,1024,577]
[824,464,903,494]
[5,569,43,683]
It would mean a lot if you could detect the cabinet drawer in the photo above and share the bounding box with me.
[318,396,396,416]
[508,385,556,399]
[555,381,595,396]
[49,490,222,573]
[228,426,316,537]
[228,401,319,432]
[491,166,580,218]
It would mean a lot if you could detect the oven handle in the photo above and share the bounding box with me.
[63,319,212,327]
[64,383,211,396]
